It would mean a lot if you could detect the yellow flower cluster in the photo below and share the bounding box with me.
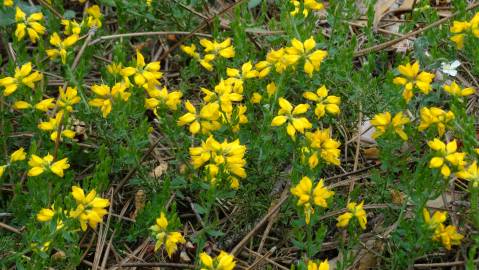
[443,81,475,98]
[393,61,435,102]
[428,139,465,178]
[271,97,312,140]
[371,111,410,141]
[450,12,479,49]
[69,186,110,231]
[307,259,329,270]
[303,85,340,119]
[418,107,454,137]
[46,32,79,64]
[0,62,43,96]
[200,251,236,270]
[423,209,463,250]
[14,7,46,43]
[189,136,247,189]
[0,148,27,178]
[337,201,367,230]
[290,0,324,17]
[89,83,131,118]
[28,153,70,177]
[458,161,479,187]
[291,176,334,224]
[150,212,186,258]
[304,128,341,168]
[181,38,235,71]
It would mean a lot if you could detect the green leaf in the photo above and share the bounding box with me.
[63,10,76,19]
[0,9,14,27]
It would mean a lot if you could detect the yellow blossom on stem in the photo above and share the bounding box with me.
[286,37,327,77]
[266,82,277,97]
[3,0,13,7]
[86,5,102,28]
[57,86,81,112]
[10,147,26,162]
[450,20,471,49]
[337,201,367,229]
[423,208,447,230]
[28,153,70,177]
[250,92,262,104]
[0,62,43,96]
[46,32,79,64]
[69,186,110,231]
[12,101,31,110]
[457,161,479,187]
[177,101,221,134]
[370,111,410,141]
[61,19,81,36]
[307,259,330,270]
[418,107,454,137]
[89,83,131,117]
[432,224,464,250]
[121,50,163,88]
[271,97,312,140]
[392,61,435,102]
[427,139,465,177]
[35,98,55,112]
[0,165,5,177]
[199,38,235,59]
[290,0,324,17]
[145,86,183,111]
[443,81,475,97]
[199,251,236,270]
[227,61,259,80]
[265,48,299,74]
[303,85,340,119]
[180,44,200,59]
[304,128,341,167]
[14,7,46,43]
[290,176,334,224]
[149,212,186,257]
[37,208,55,222]
[201,79,243,112]
[38,111,76,141]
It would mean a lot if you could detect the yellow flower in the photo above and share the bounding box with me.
[189,136,247,187]
[418,107,454,137]
[69,186,110,231]
[290,0,324,17]
[121,50,163,88]
[38,111,76,141]
[0,165,5,177]
[432,224,464,250]
[61,19,81,36]
[199,251,236,270]
[199,38,235,59]
[227,61,259,80]
[303,85,340,119]
[266,82,277,97]
[255,60,272,78]
[57,86,81,112]
[428,139,465,177]
[286,37,327,77]
[86,5,102,28]
[370,111,410,141]
[457,161,479,187]
[265,48,299,73]
[0,62,43,96]
[46,32,79,64]
[3,0,13,6]
[35,98,55,112]
[271,98,312,140]
[36,208,55,222]
[150,212,186,257]
[14,7,46,43]
[12,101,31,110]
[291,176,334,224]
[177,101,221,134]
[393,61,435,102]
[89,83,131,117]
[443,81,475,97]
[450,20,471,49]
[201,79,243,112]
[337,201,367,229]
[28,153,70,177]
[199,54,216,71]
[423,208,447,230]
[304,128,341,167]
[10,147,26,162]
[251,92,262,104]
[180,44,201,59]
[307,259,329,270]
[145,86,183,111]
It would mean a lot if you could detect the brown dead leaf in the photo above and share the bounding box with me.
[131,189,146,219]
[391,189,405,204]
[373,0,397,29]
[426,193,453,209]
[149,162,168,178]
[363,147,380,160]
